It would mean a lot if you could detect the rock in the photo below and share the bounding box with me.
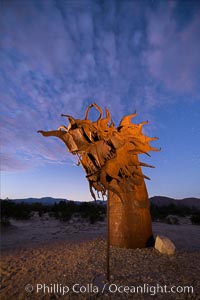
[155,235,176,255]
[68,219,74,224]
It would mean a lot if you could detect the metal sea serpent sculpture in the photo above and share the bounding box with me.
[38,103,160,249]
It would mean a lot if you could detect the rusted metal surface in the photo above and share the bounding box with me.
[38,103,159,249]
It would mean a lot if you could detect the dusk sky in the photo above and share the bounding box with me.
[1,0,200,201]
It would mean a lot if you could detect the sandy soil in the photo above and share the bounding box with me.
[1,215,106,252]
[1,215,200,299]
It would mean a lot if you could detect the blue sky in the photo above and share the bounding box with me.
[0,0,200,200]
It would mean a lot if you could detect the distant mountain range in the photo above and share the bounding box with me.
[150,196,200,209]
[1,197,70,205]
[1,196,200,209]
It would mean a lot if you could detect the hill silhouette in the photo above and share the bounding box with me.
[1,196,200,209]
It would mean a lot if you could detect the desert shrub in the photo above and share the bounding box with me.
[166,215,179,225]
[53,210,73,222]
[1,200,14,221]
[48,211,55,218]
[0,200,33,220]
[11,203,33,220]
[88,210,105,224]
[150,203,198,221]
[51,201,77,222]
[29,203,50,216]
[50,201,106,224]
[0,199,107,224]
[0,216,11,226]
[78,202,106,224]
[150,204,166,221]
[38,210,44,217]
[191,213,200,225]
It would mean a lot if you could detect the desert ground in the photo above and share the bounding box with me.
[1,214,200,300]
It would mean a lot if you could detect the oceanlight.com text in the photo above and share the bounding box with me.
[25,283,194,296]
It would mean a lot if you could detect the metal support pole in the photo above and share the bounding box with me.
[106,191,110,281]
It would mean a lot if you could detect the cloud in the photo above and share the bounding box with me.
[145,2,200,95]
[0,0,199,171]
